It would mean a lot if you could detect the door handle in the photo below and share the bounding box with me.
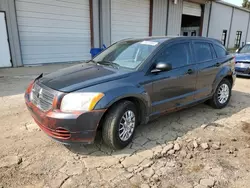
[186,69,193,74]
[215,63,221,67]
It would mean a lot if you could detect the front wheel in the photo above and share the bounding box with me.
[209,78,232,109]
[102,101,138,150]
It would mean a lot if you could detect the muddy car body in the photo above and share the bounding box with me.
[25,37,236,149]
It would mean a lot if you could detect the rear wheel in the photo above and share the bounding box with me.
[102,101,137,150]
[209,78,232,109]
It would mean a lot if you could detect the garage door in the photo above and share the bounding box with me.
[183,1,201,17]
[16,0,91,65]
[111,0,150,44]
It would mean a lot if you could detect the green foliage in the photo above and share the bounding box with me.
[242,0,250,9]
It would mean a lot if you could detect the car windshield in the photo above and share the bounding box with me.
[239,44,250,53]
[93,40,159,69]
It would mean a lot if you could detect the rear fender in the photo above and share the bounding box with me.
[212,66,232,93]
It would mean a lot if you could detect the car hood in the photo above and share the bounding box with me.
[38,63,131,92]
[235,53,250,62]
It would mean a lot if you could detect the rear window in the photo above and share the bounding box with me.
[214,44,228,58]
[193,42,213,62]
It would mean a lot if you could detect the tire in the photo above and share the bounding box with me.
[102,100,138,150]
[209,78,232,109]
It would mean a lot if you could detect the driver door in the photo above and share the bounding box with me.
[150,42,197,114]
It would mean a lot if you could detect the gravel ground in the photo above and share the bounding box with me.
[1,64,250,188]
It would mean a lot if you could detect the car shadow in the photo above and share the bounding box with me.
[66,89,250,156]
[236,75,250,79]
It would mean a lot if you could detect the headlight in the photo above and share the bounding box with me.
[60,92,104,112]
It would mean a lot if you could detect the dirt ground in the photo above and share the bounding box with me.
[1,64,250,188]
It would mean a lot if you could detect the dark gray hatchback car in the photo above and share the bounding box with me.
[25,37,236,149]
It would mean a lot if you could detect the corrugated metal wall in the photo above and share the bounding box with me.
[100,0,111,46]
[228,8,249,48]
[152,0,168,36]
[110,0,150,44]
[246,15,250,42]
[208,2,232,46]
[16,0,91,65]
[92,0,100,48]
[202,2,210,37]
[167,0,183,36]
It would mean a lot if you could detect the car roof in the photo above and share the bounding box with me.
[121,36,222,45]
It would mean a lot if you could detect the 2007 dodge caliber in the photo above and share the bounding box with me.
[25,37,236,149]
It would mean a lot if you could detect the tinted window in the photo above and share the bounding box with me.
[194,42,213,62]
[221,30,227,46]
[235,31,242,48]
[214,44,227,58]
[155,43,190,69]
[239,44,250,53]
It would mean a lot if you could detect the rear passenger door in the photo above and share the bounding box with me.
[193,41,220,100]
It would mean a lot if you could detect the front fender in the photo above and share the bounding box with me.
[212,66,233,93]
[94,84,151,123]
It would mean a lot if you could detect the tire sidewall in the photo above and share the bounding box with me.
[213,79,232,108]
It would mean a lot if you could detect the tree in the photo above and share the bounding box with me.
[242,0,250,9]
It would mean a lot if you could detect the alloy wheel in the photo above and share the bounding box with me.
[217,83,229,104]
[118,110,135,141]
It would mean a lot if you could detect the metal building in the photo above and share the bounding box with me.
[208,1,250,48]
[0,0,250,68]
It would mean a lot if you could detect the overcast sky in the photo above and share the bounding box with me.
[223,0,242,6]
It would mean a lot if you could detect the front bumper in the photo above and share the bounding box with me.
[25,93,106,144]
[235,71,250,77]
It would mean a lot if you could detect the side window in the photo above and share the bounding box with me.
[155,43,190,69]
[221,30,227,46]
[193,42,213,62]
[214,44,228,58]
[235,31,242,48]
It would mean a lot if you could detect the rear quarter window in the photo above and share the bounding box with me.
[214,44,228,58]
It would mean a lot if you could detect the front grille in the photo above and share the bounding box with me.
[31,82,55,112]
[244,68,250,74]
[235,68,245,73]
[236,67,250,74]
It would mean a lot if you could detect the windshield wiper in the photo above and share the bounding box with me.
[97,60,120,69]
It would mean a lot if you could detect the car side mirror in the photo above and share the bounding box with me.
[151,62,172,73]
